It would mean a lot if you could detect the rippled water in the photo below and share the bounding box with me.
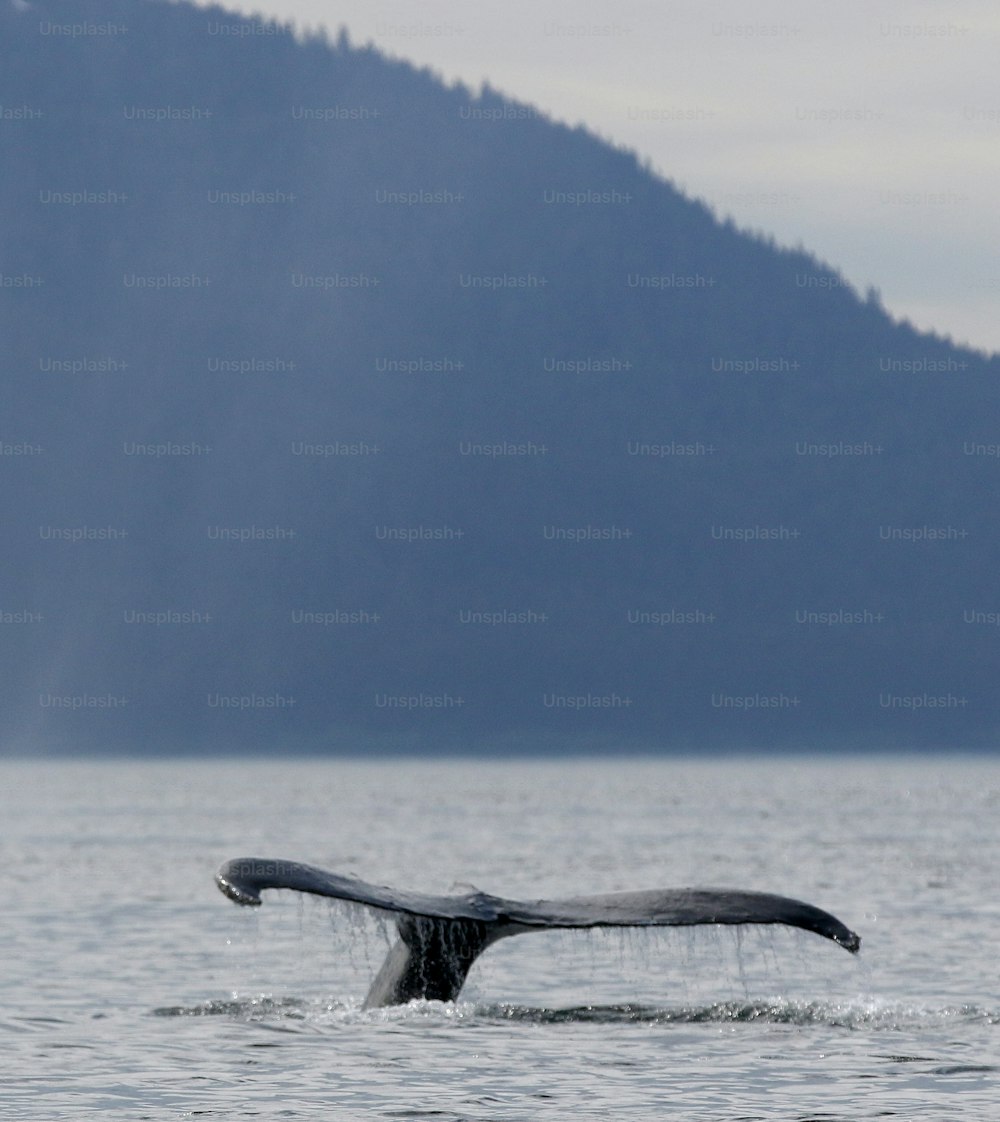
[3,754,999,1119]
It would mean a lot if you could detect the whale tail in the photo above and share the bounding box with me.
[215,857,860,1008]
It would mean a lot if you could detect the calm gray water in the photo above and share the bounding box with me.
[2,754,999,1120]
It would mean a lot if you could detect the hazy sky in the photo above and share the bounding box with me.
[195,0,999,354]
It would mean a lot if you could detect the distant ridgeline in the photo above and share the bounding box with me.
[2,0,998,754]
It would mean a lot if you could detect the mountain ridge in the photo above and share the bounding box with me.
[2,0,997,754]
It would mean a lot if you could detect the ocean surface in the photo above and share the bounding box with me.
[2,754,998,1120]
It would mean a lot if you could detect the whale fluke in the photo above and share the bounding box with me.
[215,857,860,1008]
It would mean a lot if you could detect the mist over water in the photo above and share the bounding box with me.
[3,754,999,1119]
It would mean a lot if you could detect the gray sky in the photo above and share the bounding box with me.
[196,0,1000,354]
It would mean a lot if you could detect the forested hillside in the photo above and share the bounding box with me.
[2,0,997,753]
